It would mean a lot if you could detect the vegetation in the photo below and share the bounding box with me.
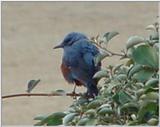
[34,21,159,126]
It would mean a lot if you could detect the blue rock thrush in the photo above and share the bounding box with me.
[54,32,101,97]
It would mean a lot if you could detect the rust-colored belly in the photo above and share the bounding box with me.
[61,63,83,86]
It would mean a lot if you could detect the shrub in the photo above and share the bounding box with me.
[34,21,159,126]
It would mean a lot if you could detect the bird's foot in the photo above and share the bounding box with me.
[71,91,77,100]
[71,85,77,100]
[84,92,95,99]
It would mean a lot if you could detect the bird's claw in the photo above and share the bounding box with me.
[84,92,96,99]
[71,91,77,100]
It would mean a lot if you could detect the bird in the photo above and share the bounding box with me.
[54,32,101,97]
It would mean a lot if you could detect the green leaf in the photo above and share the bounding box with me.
[93,69,109,79]
[94,50,110,66]
[131,45,158,68]
[103,31,119,44]
[55,89,66,93]
[34,121,44,126]
[98,103,111,110]
[76,97,89,105]
[126,36,145,50]
[85,109,96,117]
[112,90,132,105]
[139,92,159,101]
[144,87,159,94]
[116,74,127,81]
[119,66,129,74]
[34,112,66,126]
[127,120,139,125]
[34,115,47,120]
[131,114,137,121]
[126,59,134,66]
[105,82,121,94]
[46,118,62,126]
[113,64,123,74]
[132,69,154,82]
[153,43,159,52]
[127,64,143,79]
[138,100,158,122]
[144,78,159,93]
[146,24,156,31]
[77,117,90,125]
[86,118,97,125]
[46,112,66,125]
[136,89,145,99]
[147,118,158,125]
[145,78,159,88]
[87,100,102,109]
[98,108,114,115]
[51,89,66,95]
[26,79,40,93]
[150,32,159,40]
[120,102,139,113]
[78,117,97,125]
[127,47,135,58]
[63,113,78,125]
[68,107,76,113]
[135,82,144,87]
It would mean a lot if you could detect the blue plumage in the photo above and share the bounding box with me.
[54,32,101,97]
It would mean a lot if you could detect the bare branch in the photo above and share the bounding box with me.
[92,41,124,57]
[2,92,81,99]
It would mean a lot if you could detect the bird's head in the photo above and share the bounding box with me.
[53,32,88,49]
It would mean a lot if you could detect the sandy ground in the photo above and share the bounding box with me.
[2,1,158,125]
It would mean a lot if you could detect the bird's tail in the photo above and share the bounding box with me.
[87,80,98,97]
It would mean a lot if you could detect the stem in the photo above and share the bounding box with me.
[105,49,124,57]
[93,41,124,57]
[2,92,81,99]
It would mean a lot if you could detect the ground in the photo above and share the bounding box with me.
[2,1,158,125]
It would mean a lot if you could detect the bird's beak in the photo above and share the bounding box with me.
[53,44,63,49]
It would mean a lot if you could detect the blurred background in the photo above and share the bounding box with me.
[2,1,158,125]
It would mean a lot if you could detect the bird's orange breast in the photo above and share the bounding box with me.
[61,63,71,81]
[61,63,83,86]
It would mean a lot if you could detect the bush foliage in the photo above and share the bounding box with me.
[34,22,159,126]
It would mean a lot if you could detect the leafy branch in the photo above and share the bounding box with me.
[2,79,83,99]
[90,33,126,57]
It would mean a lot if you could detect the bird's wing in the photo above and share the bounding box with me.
[72,39,99,65]
[83,52,95,75]
[70,39,100,79]
[81,40,100,73]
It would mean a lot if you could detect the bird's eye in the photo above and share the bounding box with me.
[63,39,73,46]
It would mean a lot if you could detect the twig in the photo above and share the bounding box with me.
[92,41,124,57]
[2,92,81,99]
